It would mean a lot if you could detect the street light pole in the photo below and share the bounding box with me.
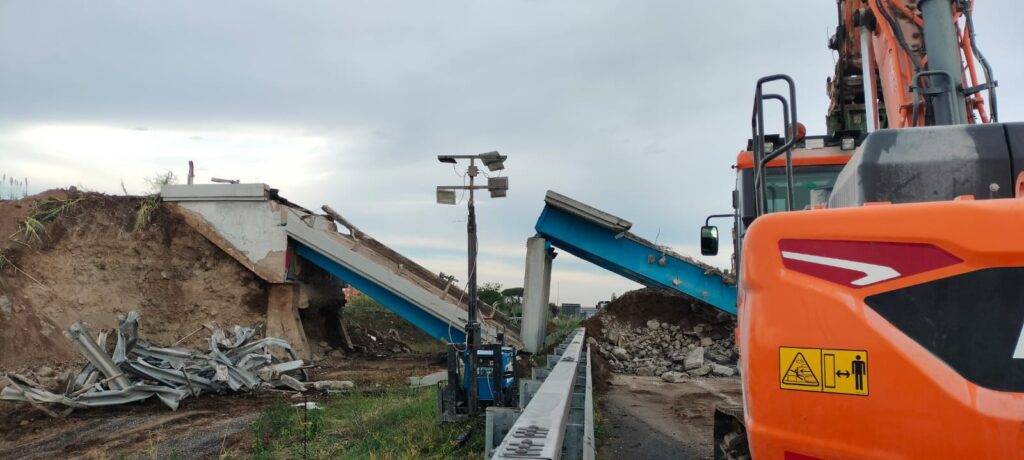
[465,158,480,414]
[435,151,508,418]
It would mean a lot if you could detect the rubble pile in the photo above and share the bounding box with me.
[0,311,309,416]
[590,315,738,381]
[584,288,738,383]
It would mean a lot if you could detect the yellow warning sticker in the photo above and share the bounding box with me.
[780,347,868,396]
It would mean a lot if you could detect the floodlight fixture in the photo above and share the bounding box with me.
[437,155,458,164]
[436,188,457,205]
[478,151,507,171]
[487,176,508,198]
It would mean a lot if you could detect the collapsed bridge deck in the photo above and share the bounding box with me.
[162,183,521,354]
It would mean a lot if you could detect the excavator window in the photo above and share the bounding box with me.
[763,165,844,212]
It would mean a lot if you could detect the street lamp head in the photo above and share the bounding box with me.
[437,155,457,164]
[436,188,457,205]
[487,176,508,198]
[478,151,506,171]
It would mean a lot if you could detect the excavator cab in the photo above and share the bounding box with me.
[712,74,858,275]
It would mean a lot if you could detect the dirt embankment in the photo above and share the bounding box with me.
[0,191,268,377]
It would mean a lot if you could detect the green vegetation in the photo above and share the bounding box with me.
[477,282,524,317]
[343,293,446,354]
[249,388,483,459]
[347,292,386,311]
[593,399,610,452]
[32,196,82,222]
[17,216,45,244]
[134,170,177,232]
[133,196,160,232]
[548,315,583,347]
[13,196,82,244]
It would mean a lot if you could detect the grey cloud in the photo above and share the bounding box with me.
[1,1,1021,305]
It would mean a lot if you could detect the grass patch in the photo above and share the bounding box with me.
[546,316,583,348]
[17,216,45,244]
[133,195,160,232]
[249,388,484,459]
[13,197,82,244]
[33,197,81,222]
[133,170,177,232]
[593,397,610,453]
[344,295,446,354]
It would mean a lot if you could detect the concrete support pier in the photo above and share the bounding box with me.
[266,284,311,361]
[521,237,552,353]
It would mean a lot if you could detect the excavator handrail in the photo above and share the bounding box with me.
[750,74,799,216]
[759,93,796,212]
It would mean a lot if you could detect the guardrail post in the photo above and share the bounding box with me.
[486,407,522,458]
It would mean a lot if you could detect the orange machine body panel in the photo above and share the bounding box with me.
[735,148,853,171]
[739,198,1024,459]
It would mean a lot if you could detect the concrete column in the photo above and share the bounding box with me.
[521,237,552,353]
[266,283,311,361]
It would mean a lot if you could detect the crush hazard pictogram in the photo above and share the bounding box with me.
[782,352,820,386]
[779,346,869,395]
[779,347,823,392]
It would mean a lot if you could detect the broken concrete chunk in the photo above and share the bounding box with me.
[312,380,355,392]
[683,347,705,370]
[705,349,733,364]
[710,364,736,377]
[408,371,447,388]
[277,374,307,392]
[688,364,712,377]
[612,347,631,361]
[646,320,661,330]
[660,371,686,383]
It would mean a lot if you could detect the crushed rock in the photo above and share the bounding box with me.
[585,288,739,380]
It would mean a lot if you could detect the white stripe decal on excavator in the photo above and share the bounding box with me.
[781,251,901,286]
[1013,321,1024,359]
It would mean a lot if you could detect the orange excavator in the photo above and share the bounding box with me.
[700,0,1023,458]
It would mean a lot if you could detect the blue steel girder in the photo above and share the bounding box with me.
[534,206,737,315]
[293,244,467,344]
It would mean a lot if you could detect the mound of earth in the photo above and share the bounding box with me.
[585,288,738,387]
[0,190,268,381]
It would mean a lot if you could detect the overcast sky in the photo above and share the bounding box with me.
[2,1,1021,307]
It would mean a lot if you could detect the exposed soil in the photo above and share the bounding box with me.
[0,191,268,376]
[586,287,733,334]
[315,355,445,387]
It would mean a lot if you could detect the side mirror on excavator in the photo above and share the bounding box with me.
[700,226,719,256]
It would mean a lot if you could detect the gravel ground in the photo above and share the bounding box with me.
[598,374,742,460]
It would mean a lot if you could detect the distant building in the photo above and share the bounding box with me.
[559,303,581,317]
